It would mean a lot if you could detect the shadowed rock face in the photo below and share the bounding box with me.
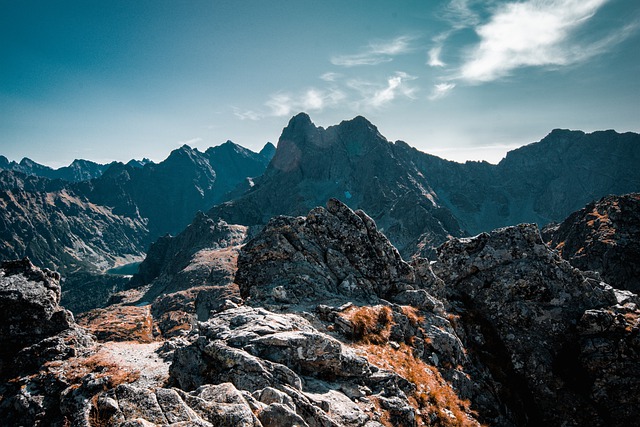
[0,257,94,376]
[235,198,433,307]
[132,212,247,302]
[434,224,639,426]
[77,142,273,241]
[543,193,640,293]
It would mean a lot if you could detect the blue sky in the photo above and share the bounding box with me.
[1,0,638,166]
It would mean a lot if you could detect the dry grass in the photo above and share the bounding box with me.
[341,305,393,344]
[59,351,140,390]
[402,305,425,327]
[358,343,480,427]
[77,305,154,343]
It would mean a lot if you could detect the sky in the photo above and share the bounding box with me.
[1,0,639,167]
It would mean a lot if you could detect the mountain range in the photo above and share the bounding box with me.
[1,113,639,427]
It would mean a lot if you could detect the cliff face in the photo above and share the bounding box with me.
[77,142,273,241]
[542,193,640,293]
[397,128,640,236]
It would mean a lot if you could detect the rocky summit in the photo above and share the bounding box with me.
[543,193,640,293]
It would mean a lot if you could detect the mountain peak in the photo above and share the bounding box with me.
[286,112,315,130]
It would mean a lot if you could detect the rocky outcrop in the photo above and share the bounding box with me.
[0,258,97,426]
[0,258,94,375]
[543,193,640,293]
[207,114,639,257]
[433,224,639,426]
[167,305,477,427]
[132,212,247,302]
[0,170,148,275]
[236,198,440,307]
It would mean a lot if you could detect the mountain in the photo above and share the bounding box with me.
[205,114,640,257]
[422,129,640,234]
[209,113,465,257]
[543,193,640,293]
[1,199,639,426]
[0,156,114,182]
[0,141,273,284]
[77,142,273,241]
[0,170,148,275]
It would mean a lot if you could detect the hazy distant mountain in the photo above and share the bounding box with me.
[77,142,273,240]
[0,155,153,182]
[0,156,110,182]
[0,170,147,274]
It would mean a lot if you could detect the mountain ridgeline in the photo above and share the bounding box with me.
[206,113,640,257]
[1,114,640,427]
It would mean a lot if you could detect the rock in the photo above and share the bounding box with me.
[236,198,438,307]
[89,382,261,426]
[577,303,640,426]
[132,213,247,303]
[434,223,624,426]
[543,193,640,293]
[0,258,94,375]
[168,305,443,426]
[0,259,96,425]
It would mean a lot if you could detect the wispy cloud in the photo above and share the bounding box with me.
[320,72,342,82]
[233,108,261,121]
[331,35,417,67]
[441,0,481,29]
[349,72,418,109]
[428,46,445,67]
[429,82,456,100]
[457,0,630,83]
[265,88,346,117]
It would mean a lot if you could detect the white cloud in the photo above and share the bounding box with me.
[265,94,294,117]
[331,35,417,67]
[348,72,417,109]
[428,46,445,67]
[264,88,346,117]
[320,72,342,82]
[233,108,262,121]
[429,82,456,100]
[457,0,625,83]
[442,0,481,29]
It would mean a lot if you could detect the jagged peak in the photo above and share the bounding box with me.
[287,112,314,128]
[259,142,276,159]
